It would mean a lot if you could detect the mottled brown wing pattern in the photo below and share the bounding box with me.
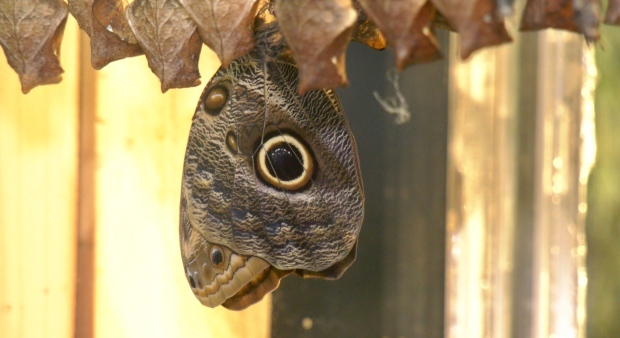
[179,28,364,310]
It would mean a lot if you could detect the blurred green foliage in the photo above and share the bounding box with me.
[587,22,620,338]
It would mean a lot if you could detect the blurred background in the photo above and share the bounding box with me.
[1,14,619,338]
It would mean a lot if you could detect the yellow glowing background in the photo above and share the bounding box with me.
[0,17,270,338]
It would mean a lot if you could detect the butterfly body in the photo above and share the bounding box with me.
[180,23,364,310]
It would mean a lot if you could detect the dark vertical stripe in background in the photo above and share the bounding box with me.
[271,31,449,338]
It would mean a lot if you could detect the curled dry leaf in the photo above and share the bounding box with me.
[432,10,456,31]
[68,0,143,69]
[68,0,95,35]
[520,0,579,32]
[126,0,202,92]
[178,0,259,67]
[91,0,143,68]
[94,0,138,44]
[276,0,357,94]
[521,0,600,41]
[350,0,386,51]
[0,0,67,93]
[431,0,512,59]
[605,0,620,24]
[357,0,441,70]
[350,17,386,51]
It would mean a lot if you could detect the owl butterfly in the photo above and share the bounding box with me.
[179,21,365,310]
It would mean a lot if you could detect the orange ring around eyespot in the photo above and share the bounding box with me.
[256,134,313,191]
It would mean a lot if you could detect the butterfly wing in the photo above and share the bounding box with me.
[180,53,364,309]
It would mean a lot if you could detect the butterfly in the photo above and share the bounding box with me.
[179,21,364,310]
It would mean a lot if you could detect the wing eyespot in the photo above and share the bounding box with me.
[210,246,225,268]
[203,85,229,115]
[255,133,314,191]
[226,131,238,154]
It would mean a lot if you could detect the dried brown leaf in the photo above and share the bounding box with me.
[276,0,357,94]
[91,0,143,68]
[94,0,139,44]
[126,0,202,92]
[68,0,95,35]
[432,10,456,31]
[68,0,143,69]
[178,0,259,67]
[351,18,386,51]
[521,0,600,41]
[357,0,440,70]
[0,0,67,93]
[520,0,580,32]
[605,0,620,24]
[350,1,386,51]
[431,0,512,59]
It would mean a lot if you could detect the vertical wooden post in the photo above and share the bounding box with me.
[444,28,594,338]
[75,30,98,338]
[531,31,592,338]
[444,34,519,338]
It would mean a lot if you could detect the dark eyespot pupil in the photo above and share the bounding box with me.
[204,86,228,115]
[188,274,196,288]
[266,144,304,181]
[211,249,223,266]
